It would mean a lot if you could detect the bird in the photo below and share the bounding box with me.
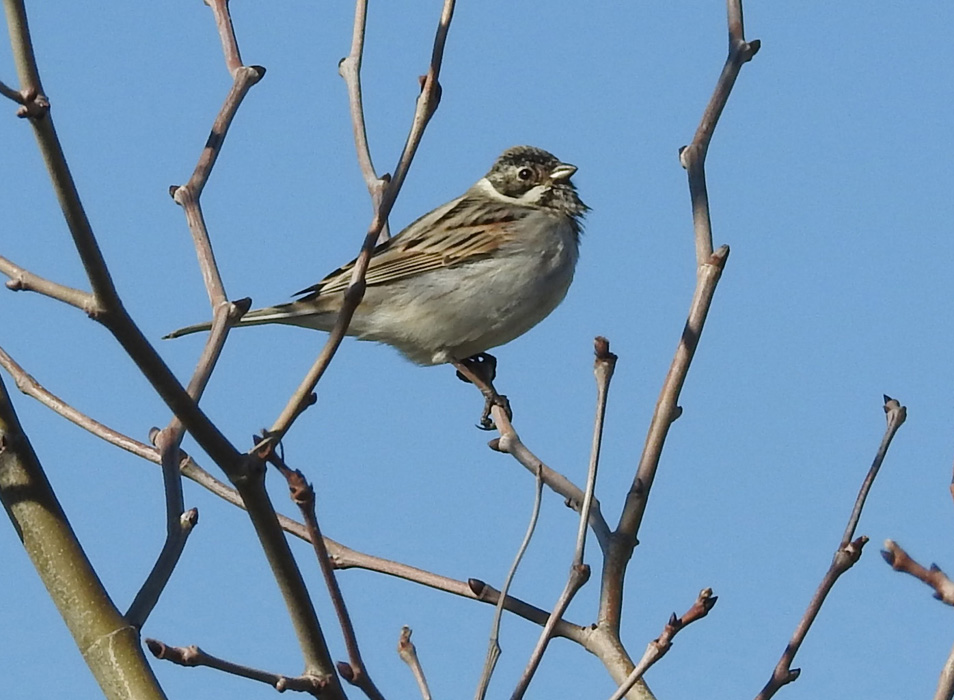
[167,145,587,369]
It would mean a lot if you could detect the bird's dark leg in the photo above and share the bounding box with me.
[452,353,512,430]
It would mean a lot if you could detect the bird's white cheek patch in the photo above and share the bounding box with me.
[474,177,544,206]
[513,185,548,206]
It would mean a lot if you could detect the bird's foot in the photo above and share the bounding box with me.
[478,392,511,431]
[453,353,510,430]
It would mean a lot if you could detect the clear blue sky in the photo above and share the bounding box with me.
[3,3,953,699]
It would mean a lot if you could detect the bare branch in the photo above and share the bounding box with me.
[842,396,906,545]
[605,0,760,637]
[681,0,760,263]
[0,76,23,102]
[265,450,385,700]
[467,579,589,645]
[607,589,717,700]
[756,396,906,699]
[398,627,432,700]
[574,337,617,566]
[3,1,346,690]
[476,470,544,700]
[125,429,197,629]
[126,508,198,629]
[0,351,574,635]
[338,0,389,241]
[489,407,612,549]
[265,0,456,443]
[145,639,327,697]
[0,256,95,311]
[205,0,245,75]
[510,564,590,700]
[0,373,165,698]
[881,540,954,606]
[0,344,154,457]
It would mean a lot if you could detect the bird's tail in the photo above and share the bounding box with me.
[163,301,330,339]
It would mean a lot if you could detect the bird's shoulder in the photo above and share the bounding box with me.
[297,186,529,298]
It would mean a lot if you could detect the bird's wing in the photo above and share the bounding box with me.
[295,191,521,299]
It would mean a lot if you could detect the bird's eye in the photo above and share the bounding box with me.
[517,167,533,181]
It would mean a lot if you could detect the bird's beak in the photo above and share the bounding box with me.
[550,163,577,181]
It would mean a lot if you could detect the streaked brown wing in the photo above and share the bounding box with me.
[296,193,520,299]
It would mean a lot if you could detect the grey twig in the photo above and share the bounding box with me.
[338,0,389,241]
[842,396,907,545]
[488,410,612,549]
[755,396,907,700]
[510,563,590,700]
[0,256,95,311]
[607,0,759,642]
[607,589,717,700]
[145,638,327,697]
[505,339,618,699]
[881,540,954,606]
[575,337,617,566]
[127,0,266,631]
[0,76,23,102]
[266,450,385,700]
[265,0,456,444]
[475,470,544,700]
[124,427,198,629]
[398,627,432,700]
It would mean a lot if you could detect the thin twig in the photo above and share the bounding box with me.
[755,396,907,700]
[606,0,760,638]
[129,2,265,624]
[881,540,954,606]
[145,638,327,697]
[338,0,389,241]
[574,337,617,566]
[475,469,544,700]
[607,589,717,700]
[266,450,385,700]
[398,627,432,700]
[264,0,456,444]
[682,0,760,264]
[205,0,244,75]
[0,256,95,311]
[0,344,154,458]
[0,76,23,102]
[489,409,612,549]
[505,339,616,699]
[125,428,197,629]
[842,395,906,545]
[510,563,590,700]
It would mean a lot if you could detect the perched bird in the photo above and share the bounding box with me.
[167,145,588,368]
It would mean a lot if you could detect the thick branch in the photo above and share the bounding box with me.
[0,373,165,699]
